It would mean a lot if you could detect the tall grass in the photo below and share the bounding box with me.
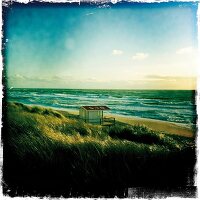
[3,102,196,197]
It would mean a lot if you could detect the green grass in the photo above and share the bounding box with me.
[3,102,196,197]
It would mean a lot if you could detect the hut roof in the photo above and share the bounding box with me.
[81,106,110,110]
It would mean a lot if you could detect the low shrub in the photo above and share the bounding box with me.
[109,125,161,145]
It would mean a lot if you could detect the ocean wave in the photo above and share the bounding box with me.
[7,89,197,125]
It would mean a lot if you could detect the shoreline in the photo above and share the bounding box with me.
[63,108,195,138]
[11,102,195,138]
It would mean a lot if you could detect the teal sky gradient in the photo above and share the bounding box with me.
[5,2,199,89]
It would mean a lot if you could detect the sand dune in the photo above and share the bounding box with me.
[109,114,194,138]
[64,109,195,138]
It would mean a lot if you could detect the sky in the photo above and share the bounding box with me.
[4,2,199,89]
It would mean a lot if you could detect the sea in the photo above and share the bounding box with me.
[7,88,197,127]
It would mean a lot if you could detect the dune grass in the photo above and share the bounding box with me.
[3,102,196,197]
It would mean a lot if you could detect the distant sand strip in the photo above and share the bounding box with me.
[64,109,194,138]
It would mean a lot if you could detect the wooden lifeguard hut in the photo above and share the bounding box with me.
[79,106,115,125]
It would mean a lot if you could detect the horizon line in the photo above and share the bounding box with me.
[7,87,197,91]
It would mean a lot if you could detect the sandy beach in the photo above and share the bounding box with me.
[63,108,195,138]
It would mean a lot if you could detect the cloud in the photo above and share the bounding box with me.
[132,53,149,60]
[14,74,26,80]
[112,49,123,55]
[176,46,194,54]
[145,75,196,82]
[9,74,74,83]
